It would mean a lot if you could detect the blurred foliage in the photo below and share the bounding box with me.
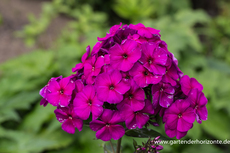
[1,0,230,152]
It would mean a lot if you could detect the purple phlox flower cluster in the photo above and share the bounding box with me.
[39,23,208,140]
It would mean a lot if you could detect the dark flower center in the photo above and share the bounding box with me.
[88,100,92,106]
[106,123,110,127]
[135,111,139,115]
[129,94,133,99]
[60,89,64,94]
[110,85,114,90]
[123,54,128,59]
[68,115,72,120]
[148,59,152,64]
[125,75,130,79]
[195,105,198,109]
[178,113,182,118]
[144,71,148,76]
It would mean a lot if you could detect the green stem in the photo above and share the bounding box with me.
[110,140,115,153]
[116,138,122,153]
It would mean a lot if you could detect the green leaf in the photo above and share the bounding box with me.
[20,103,55,133]
[202,104,230,140]
[133,139,138,150]
[103,142,116,153]
[125,128,171,140]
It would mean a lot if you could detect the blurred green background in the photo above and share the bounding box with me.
[0,0,230,152]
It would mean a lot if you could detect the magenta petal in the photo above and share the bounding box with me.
[62,119,75,134]
[95,56,105,68]
[110,43,124,56]
[91,105,103,120]
[180,75,191,95]
[72,63,83,72]
[74,105,91,120]
[147,27,160,35]
[40,98,48,107]
[107,90,123,104]
[46,93,60,106]
[177,100,191,113]
[166,101,180,114]
[146,74,162,85]
[84,63,93,76]
[96,126,111,141]
[60,77,70,89]
[141,99,154,114]
[90,120,106,131]
[136,113,149,128]
[115,81,130,94]
[64,81,75,95]
[110,125,125,140]
[121,39,137,52]
[82,85,95,100]
[120,104,135,120]
[95,73,111,87]
[159,92,173,108]
[128,47,141,63]
[121,59,135,72]
[191,78,203,91]
[100,109,113,123]
[164,114,178,130]
[75,80,84,92]
[97,86,109,102]
[109,111,124,124]
[138,28,152,38]
[151,64,166,75]
[154,52,168,66]
[197,106,208,121]
[182,107,196,123]
[130,99,145,112]
[72,118,83,131]
[110,70,122,85]
[54,109,68,123]
[82,45,90,62]
[133,74,147,87]
[60,94,71,106]
[126,115,137,129]
[165,125,176,138]
[177,118,193,132]
[176,130,187,139]
[198,92,208,106]
[48,80,60,92]
[133,88,145,101]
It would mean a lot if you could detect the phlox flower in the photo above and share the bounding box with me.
[95,70,130,104]
[46,77,75,106]
[180,75,203,95]
[129,62,162,88]
[163,99,196,139]
[152,83,175,108]
[162,62,183,86]
[109,39,141,72]
[187,88,208,124]
[74,85,103,120]
[129,23,160,38]
[120,99,154,129]
[54,105,83,134]
[89,109,125,141]
[139,42,168,75]
[117,81,145,112]
[39,76,63,107]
